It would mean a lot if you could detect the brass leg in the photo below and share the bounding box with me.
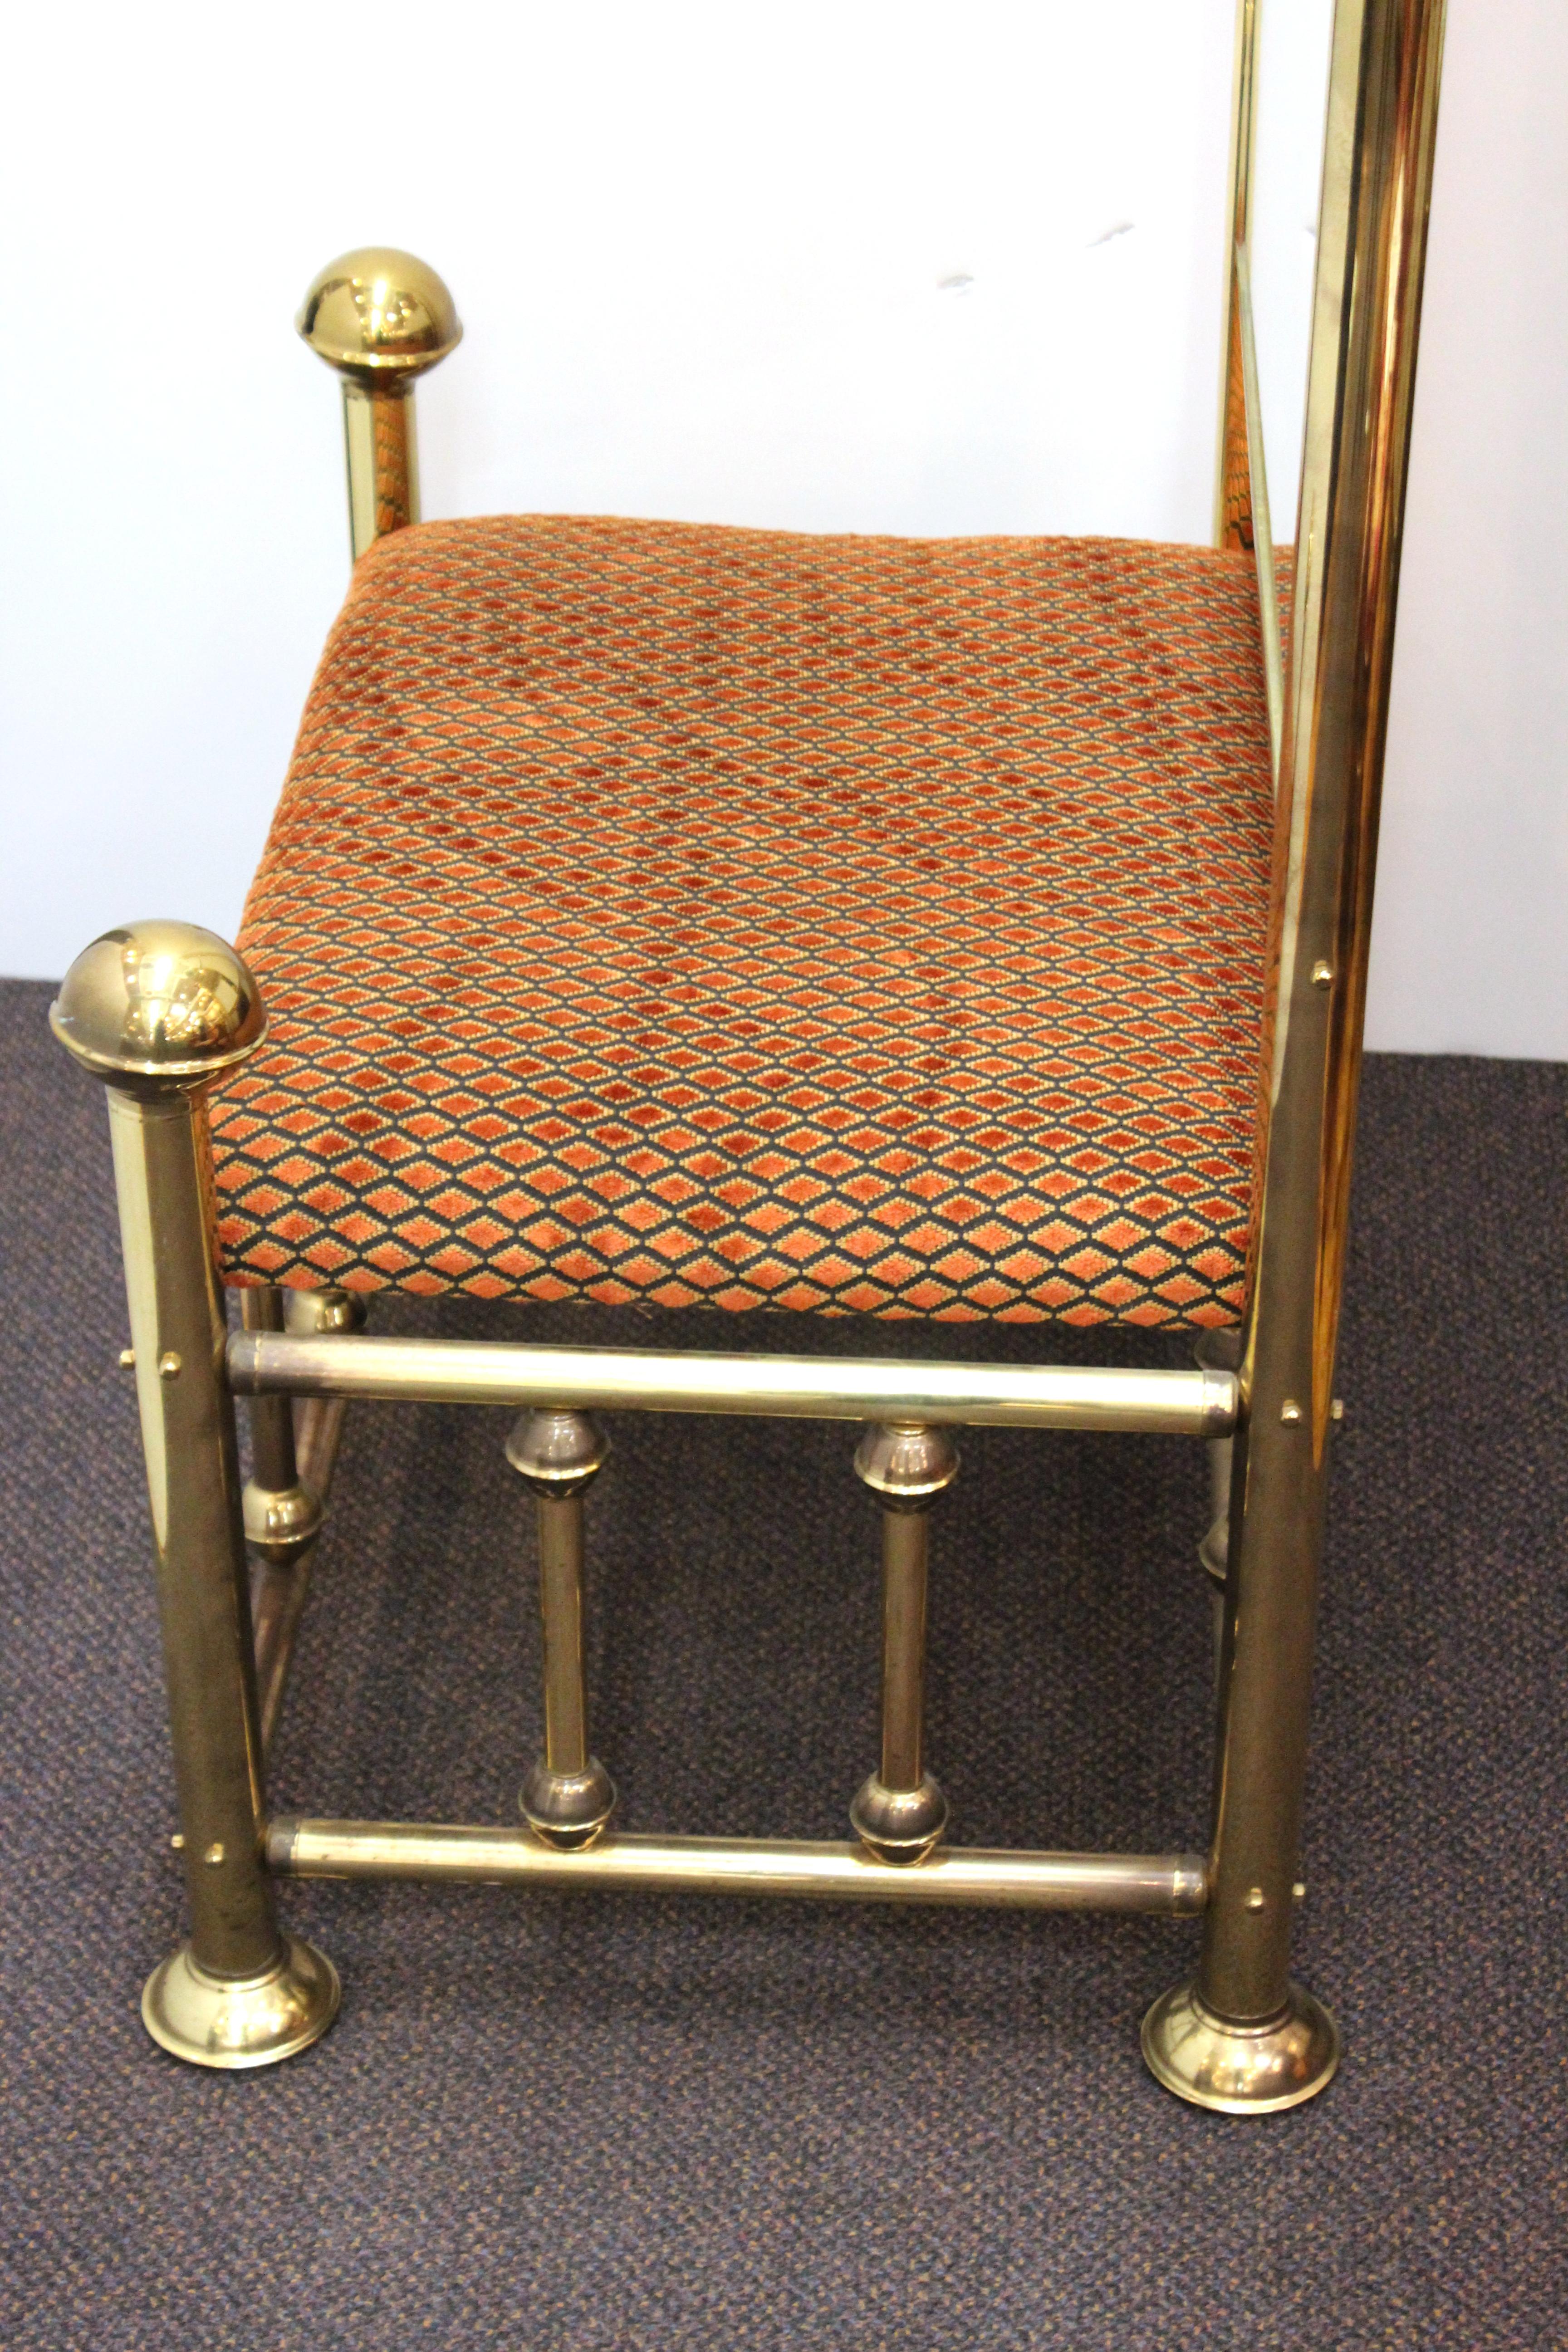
[506,1410,615,1849]
[52,923,339,2068]
[240,1286,323,1562]
[247,1287,366,1757]
[1142,1349,1338,2113]
[849,1424,958,1864]
[1195,1330,1242,1693]
[1140,1387,1339,2113]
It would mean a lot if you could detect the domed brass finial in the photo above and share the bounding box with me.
[50,921,266,1089]
[298,249,460,562]
[296,248,462,388]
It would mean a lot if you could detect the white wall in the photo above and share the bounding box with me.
[1,1,1562,1059]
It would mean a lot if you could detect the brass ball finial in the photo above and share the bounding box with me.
[50,921,266,1088]
[296,249,462,387]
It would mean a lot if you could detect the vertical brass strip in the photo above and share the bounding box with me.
[1215,0,1263,548]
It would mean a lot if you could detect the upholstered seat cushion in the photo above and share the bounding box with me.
[211,515,1279,1325]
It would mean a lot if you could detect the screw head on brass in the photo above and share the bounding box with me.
[158,1352,181,1381]
[1311,960,1334,989]
[119,1347,136,1369]
[1244,1885,1266,1912]
[50,921,265,1090]
[203,1842,225,1867]
[1280,1399,1302,1425]
[297,249,462,388]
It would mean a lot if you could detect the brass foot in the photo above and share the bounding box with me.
[1141,1978,1340,2114]
[849,1771,949,1865]
[142,1934,340,2070]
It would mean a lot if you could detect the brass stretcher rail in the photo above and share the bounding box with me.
[268,1819,1208,1914]
[228,1331,1239,1437]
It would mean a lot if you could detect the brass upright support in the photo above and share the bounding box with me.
[1215,0,1263,549]
[1146,0,1448,2113]
[506,1410,616,1850]
[247,1287,366,1759]
[296,248,462,564]
[850,1424,959,1864]
[51,923,338,2067]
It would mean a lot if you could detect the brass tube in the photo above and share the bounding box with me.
[538,1495,589,1776]
[1234,240,1285,781]
[879,1511,929,1793]
[269,1819,1208,1915]
[1215,0,1262,546]
[342,383,418,563]
[1198,0,1448,2030]
[108,1090,281,1982]
[251,1395,349,1759]
[230,1332,1237,1438]
[240,1286,298,1493]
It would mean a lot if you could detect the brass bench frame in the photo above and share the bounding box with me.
[50,0,1446,2109]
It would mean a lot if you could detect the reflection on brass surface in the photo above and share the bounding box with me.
[49,920,264,1085]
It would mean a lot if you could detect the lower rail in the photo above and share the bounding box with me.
[267,1819,1207,1914]
[230,1333,1237,1437]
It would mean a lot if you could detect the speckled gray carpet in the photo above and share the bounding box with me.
[2,974,1565,2349]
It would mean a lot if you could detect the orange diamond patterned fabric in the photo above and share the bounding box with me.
[211,514,1279,1326]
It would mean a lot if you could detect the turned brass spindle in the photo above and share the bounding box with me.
[850,1423,959,1865]
[506,1410,616,1851]
[296,248,462,564]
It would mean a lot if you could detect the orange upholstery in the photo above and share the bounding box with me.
[211,515,1279,1325]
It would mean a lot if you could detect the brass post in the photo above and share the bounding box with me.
[850,1424,959,1864]
[1215,0,1262,549]
[506,1410,616,1850]
[50,923,338,2067]
[296,248,462,564]
[246,1288,366,1759]
[1145,0,1448,2113]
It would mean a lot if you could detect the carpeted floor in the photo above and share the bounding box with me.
[1,971,1565,2348]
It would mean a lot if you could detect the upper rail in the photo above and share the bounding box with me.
[228,1331,1238,1437]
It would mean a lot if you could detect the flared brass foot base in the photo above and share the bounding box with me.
[849,1772,949,1865]
[142,1934,340,2070]
[520,1758,616,1851]
[1141,1978,1340,2114]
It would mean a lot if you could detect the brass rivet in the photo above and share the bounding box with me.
[203,1841,225,1867]
[170,1833,185,1851]
[1280,1399,1302,1425]
[1311,960,1333,989]
[118,1347,136,1369]
[157,1351,181,1380]
[1244,1886,1266,1912]
[1293,1881,1307,1902]
[1332,1397,1345,1421]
